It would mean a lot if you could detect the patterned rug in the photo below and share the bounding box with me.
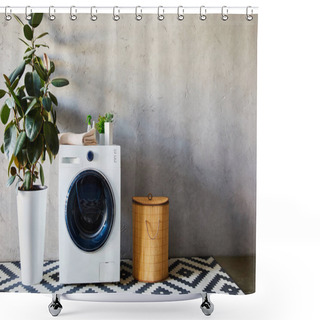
[0,257,243,295]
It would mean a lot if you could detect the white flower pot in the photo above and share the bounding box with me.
[99,133,105,145]
[16,185,48,285]
[104,122,113,145]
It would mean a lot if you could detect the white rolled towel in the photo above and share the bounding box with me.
[58,128,97,146]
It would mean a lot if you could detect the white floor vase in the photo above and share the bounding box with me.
[16,186,48,285]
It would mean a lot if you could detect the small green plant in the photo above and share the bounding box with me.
[0,13,69,190]
[96,113,113,134]
[96,115,105,133]
[86,115,92,126]
[105,113,113,123]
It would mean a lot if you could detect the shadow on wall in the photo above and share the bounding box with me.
[45,15,120,133]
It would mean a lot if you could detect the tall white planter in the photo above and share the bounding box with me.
[16,186,48,285]
[104,122,113,145]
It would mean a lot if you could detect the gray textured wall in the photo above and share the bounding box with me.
[0,14,257,261]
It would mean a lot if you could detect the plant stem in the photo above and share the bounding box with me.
[31,27,35,71]
[30,163,35,189]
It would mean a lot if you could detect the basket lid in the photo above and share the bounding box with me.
[132,193,169,206]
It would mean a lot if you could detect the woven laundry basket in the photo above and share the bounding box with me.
[132,194,169,283]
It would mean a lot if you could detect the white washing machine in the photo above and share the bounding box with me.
[59,145,120,284]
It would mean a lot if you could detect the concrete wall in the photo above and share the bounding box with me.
[0,14,257,261]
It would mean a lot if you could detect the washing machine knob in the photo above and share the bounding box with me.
[87,151,94,162]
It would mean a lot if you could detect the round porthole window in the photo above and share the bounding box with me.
[65,169,114,252]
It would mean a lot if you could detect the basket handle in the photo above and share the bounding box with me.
[145,219,160,240]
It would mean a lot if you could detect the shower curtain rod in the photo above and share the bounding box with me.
[0,6,258,16]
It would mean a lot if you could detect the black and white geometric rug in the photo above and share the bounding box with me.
[0,257,243,295]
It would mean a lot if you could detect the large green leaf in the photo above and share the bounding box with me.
[51,109,57,125]
[48,61,55,77]
[0,89,6,99]
[25,72,34,96]
[48,92,58,106]
[42,109,49,122]
[4,77,22,109]
[5,87,21,109]
[32,171,38,183]
[33,71,41,98]
[4,124,17,159]
[7,175,16,187]
[51,78,69,87]
[40,148,45,161]
[9,61,26,84]
[13,154,20,170]
[35,56,45,70]
[27,134,44,164]
[43,121,59,156]
[39,163,44,186]
[23,171,32,190]
[25,98,38,115]
[23,24,33,41]
[24,71,42,98]
[25,108,43,142]
[16,148,28,167]
[3,74,10,85]
[46,148,53,164]
[5,98,14,109]
[7,154,15,176]
[13,131,26,156]
[29,13,43,28]
[42,97,52,112]
[0,104,10,124]
[34,63,47,81]
[17,88,28,115]
[11,78,20,91]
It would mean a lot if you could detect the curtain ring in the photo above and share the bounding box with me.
[158,6,164,21]
[135,6,142,21]
[177,6,184,21]
[221,6,228,21]
[25,6,32,21]
[246,6,253,21]
[49,6,56,21]
[70,6,77,21]
[91,6,98,21]
[113,6,120,21]
[5,6,12,21]
[200,6,207,21]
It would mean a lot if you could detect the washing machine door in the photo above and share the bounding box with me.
[65,169,114,252]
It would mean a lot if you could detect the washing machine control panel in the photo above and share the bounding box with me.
[87,150,94,162]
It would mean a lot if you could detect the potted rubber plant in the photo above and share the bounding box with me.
[0,13,69,285]
[96,112,114,145]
